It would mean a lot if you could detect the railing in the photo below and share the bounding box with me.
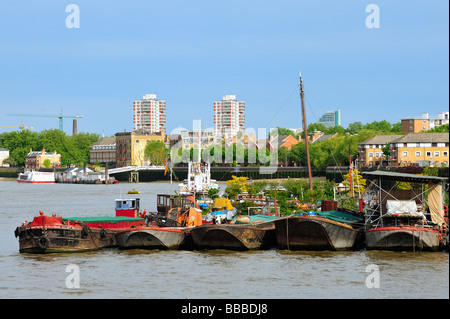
[107,166,166,174]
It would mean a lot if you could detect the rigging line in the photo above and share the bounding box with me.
[303,83,327,115]
[264,84,299,129]
[304,94,319,124]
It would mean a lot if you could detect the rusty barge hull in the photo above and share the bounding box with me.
[274,216,360,251]
[365,226,440,251]
[16,226,118,253]
[115,227,191,250]
[190,223,276,251]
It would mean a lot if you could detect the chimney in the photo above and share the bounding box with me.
[73,119,77,135]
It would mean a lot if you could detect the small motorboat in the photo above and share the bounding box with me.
[127,189,140,194]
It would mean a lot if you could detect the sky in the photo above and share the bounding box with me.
[0,0,448,137]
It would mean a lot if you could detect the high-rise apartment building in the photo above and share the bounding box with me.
[133,94,166,134]
[318,110,342,128]
[213,95,245,137]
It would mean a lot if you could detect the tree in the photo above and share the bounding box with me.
[307,123,327,134]
[382,143,391,160]
[342,169,366,196]
[144,140,167,166]
[42,159,52,168]
[426,124,449,133]
[224,175,249,199]
[269,127,296,138]
[207,188,220,200]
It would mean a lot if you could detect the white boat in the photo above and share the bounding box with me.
[17,170,55,183]
[178,162,219,195]
[178,122,219,195]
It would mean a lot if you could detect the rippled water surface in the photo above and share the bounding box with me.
[1,180,448,299]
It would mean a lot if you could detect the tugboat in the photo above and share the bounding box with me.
[14,198,145,253]
[362,170,447,252]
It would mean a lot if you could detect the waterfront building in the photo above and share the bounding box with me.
[318,110,342,128]
[89,137,116,165]
[115,130,165,167]
[25,148,61,170]
[213,95,245,138]
[357,133,449,168]
[133,94,166,134]
[391,133,449,167]
[401,112,449,134]
[357,135,400,168]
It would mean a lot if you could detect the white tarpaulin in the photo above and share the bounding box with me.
[386,200,423,217]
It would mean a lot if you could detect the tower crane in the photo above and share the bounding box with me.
[0,121,34,131]
[7,108,83,132]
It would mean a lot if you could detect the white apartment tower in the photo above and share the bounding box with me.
[133,94,166,134]
[213,95,245,137]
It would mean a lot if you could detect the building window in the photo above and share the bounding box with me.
[444,151,448,157]
[434,151,440,157]
[415,151,421,157]
[368,152,373,158]
[375,152,380,157]
[402,151,408,157]
[426,151,431,157]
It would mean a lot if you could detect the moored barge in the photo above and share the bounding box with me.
[362,171,447,252]
[274,210,362,251]
[14,198,145,253]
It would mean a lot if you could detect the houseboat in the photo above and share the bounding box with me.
[362,170,447,251]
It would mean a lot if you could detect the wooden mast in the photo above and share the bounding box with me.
[299,73,313,193]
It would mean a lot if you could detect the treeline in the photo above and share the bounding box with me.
[0,129,100,166]
[170,121,405,169]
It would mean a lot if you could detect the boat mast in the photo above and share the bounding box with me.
[299,72,313,193]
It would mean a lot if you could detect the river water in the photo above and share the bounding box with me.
[0,180,448,300]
